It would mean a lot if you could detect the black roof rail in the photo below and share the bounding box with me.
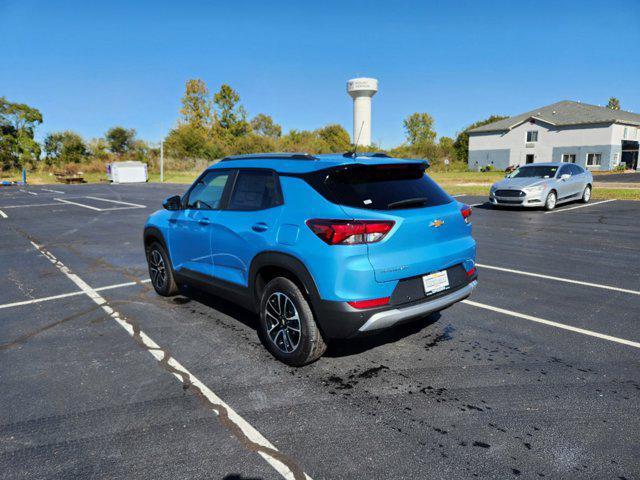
[342,151,391,158]
[219,152,318,162]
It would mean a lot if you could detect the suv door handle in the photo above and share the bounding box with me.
[198,218,211,226]
[252,222,269,232]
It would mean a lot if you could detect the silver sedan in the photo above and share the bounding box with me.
[489,162,593,211]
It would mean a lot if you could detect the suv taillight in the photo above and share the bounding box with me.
[306,219,395,245]
[460,204,472,224]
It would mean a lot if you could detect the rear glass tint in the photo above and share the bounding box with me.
[304,163,451,210]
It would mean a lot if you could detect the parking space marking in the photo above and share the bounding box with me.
[463,300,640,349]
[451,194,465,198]
[19,189,38,196]
[544,199,616,214]
[30,240,310,480]
[477,263,640,296]
[42,188,65,194]
[53,196,146,211]
[83,196,146,208]
[0,209,7,218]
[0,202,72,209]
[0,279,151,310]
[53,197,102,211]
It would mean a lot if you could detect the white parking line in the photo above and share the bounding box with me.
[84,196,146,208]
[0,209,7,219]
[0,202,72,209]
[18,189,38,196]
[54,197,102,211]
[0,279,152,310]
[30,241,310,480]
[463,300,640,349]
[53,196,146,211]
[42,188,65,194]
[544,199,616,214]
[477,263,640,296]
[451,194,465,198]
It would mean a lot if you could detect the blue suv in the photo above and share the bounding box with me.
[144,153,477,365]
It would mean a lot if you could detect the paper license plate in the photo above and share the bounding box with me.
[422,270,450,296]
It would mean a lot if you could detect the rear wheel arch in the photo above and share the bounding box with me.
[250,252,320,310]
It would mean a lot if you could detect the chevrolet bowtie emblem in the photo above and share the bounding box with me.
[430,219,444,228]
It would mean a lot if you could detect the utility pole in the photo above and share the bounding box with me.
[160,140,164,183]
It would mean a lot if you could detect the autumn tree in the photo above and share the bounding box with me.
[403,112,437,145]
[180,79,213,129]
[607,97,621,110]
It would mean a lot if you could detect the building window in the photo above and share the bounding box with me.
[613,153,619,165]
[526,131,538,142]
[623,127,628,139]
[586,153,602,167]
[562,154,576,163]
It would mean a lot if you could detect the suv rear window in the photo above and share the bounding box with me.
[304,163,451,210]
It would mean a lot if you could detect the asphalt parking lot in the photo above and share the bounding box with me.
[1,183,639,479]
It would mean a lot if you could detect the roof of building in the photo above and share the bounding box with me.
[210,152,425,173]
[468,100,640,133]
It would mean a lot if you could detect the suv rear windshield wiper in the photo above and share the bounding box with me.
[386,197,429,209]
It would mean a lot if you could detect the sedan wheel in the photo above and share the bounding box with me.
[581,185,592,203]
[544,191,557,211]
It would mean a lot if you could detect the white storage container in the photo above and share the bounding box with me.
[107,161,148,183]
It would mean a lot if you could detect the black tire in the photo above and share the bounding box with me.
[581,185,592,203]
[544,190,557,211]
[259,277,326,366]
[147,242,179,296]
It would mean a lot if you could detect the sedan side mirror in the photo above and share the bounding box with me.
[163,195,182,211]
[560,174,571,180]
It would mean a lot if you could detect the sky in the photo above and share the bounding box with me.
[1,0,639,148]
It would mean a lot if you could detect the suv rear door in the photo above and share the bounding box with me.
[210,169,284,286]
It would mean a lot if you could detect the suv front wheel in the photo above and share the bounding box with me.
[147,242,179,296]
[259,277,326,366]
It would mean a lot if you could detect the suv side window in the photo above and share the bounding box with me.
[227,170,282,211]
[185,170,232,210]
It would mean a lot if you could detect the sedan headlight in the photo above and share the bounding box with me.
[524,185,545,195]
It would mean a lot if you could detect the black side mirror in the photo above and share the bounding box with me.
[163,195,182,211]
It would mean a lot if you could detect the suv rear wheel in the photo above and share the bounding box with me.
[147,242,179,296]
[259,277,326,366]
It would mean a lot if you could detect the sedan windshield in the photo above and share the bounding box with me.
[509,166,558,179]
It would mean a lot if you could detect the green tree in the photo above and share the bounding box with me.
[316,124,351,152]
[105,126,136,155]
[250,114,282,138]
[453,115,508,163]
[43,131,88,164]
[0,97,43,169]
[438,136,455,160]
[180,79,213,129]
[403,112,436,145]
[607,97,621,110]
[164,124,225,160]
[213,84,249,137]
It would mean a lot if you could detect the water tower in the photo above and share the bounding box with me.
[347,77,378,146]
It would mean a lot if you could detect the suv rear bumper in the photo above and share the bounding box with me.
[358,280,477,332]
[314,277,477,338]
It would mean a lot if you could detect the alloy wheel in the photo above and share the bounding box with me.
[265,292,301,353]
[584,186,591,202]
[546,192,557,210]
[149,249,167,289]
